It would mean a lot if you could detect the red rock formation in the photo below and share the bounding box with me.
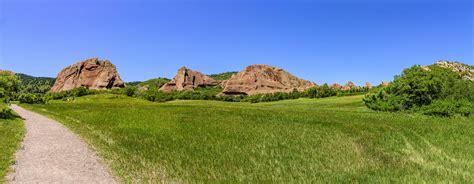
[160,67,220,92]
[330,83,343,90]
[365,82,373,89]
[341,81,357,91]
[51,58,125,92]
[221,64,316,96]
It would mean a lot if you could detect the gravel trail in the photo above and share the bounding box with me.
[7,104,117,184]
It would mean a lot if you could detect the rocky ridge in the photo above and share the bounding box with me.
[435,60,473,81]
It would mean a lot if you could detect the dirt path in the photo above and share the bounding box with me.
[7,104,118,183]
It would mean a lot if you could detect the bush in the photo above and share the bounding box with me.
[364,64,474,117]
[46,87,94,100]
[0,71,21,99]
[72,87,89,97]
[304,84,339,98]
[40,82,370,104]
[18,93,47,104]
[304,87,319,98]
[123,86,138,97]
[133,84,369,104]
[417,100,472,117]
[0,105,15,119]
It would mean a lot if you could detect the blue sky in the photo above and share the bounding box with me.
[0,0,472,85]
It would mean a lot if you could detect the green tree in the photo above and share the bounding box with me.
[363,64,473,116]
[0,71,21,100]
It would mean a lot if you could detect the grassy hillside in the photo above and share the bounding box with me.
[135,78,171,90]
[0,114,24,182]
[21,94,474,183]
[16,73,55,94]
[209,72,238,80]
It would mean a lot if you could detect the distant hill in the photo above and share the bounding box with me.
[16,73,56,94]
[209,72,238,80]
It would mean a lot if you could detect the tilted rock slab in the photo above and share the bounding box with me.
[51,58,125,92]
[160,67,220,92]
[221,64,316,96]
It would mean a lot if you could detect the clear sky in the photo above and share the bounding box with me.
[0,0,472,85]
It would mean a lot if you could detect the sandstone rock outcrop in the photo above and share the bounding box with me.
[435,60,473,81]
[51,58,125,92]
[381,81,390,87]
[365,82,373,89]
[341,81,357,91]
[221,64,316,96]
[160,67,220,92]
[330,83,342,90]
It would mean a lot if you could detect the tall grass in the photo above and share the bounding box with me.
[21,94,474,183]
[0,116,24,182]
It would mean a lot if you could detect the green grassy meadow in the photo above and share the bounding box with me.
[20,94,474,183]
[0,115,24,183]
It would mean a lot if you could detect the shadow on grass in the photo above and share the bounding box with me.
[0,107,23,120]
[0,114,22,120]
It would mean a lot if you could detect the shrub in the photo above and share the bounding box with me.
[417,100,472,117]
[0,71,21,99]
[0,105,15,119]
[319,85,339,97]
[123,86,138,97]
[72,87,90,97]
[304,87,319,98]
[18,93,47,104]
[46,87,94,100]
[16,73,55,94]
[364,64,474,117]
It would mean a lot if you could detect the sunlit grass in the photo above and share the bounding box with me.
[0,112,24,183]
[21,94,474,183]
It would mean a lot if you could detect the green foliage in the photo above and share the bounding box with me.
[0,71,21,99]
[125,81,142,86]
[0,117,24,180]
[416,100,472,117]
[209,72,238,80]
[20,94,474,183]
[38,79,368,104]
[336,87,369,97]
[304,84,338,98]
[16,73,55,94]
[244,90,302,103]
[17,93,48,104]
[137,86,224,102]
[46,87,95,100]
[136,78,171,90]
[0,104,15,119]
[363,87,401,111]
[115,82,368,103]
[123,86,138,97]
[364,64,474,117]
